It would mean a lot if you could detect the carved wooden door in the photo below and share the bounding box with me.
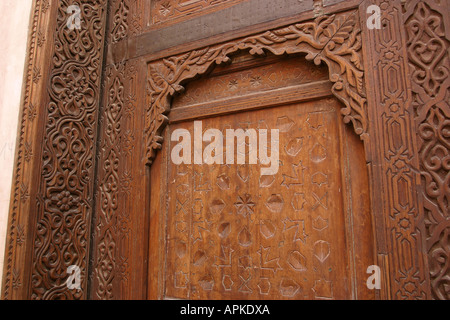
[148,53,375,300]
[6,0,446,301]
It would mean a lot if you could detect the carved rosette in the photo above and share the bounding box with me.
[145,10,368,165]
[403,0,450,300]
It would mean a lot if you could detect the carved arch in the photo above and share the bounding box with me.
[145,10,368,165]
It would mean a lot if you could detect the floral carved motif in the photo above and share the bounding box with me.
[92,58,138,300]
[94,62,125,300]
[110,0,129,43]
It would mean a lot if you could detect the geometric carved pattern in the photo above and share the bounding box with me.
[365,0,431,300]
[146,10,368,165]
[164,98,360,299]
[403,0,450,300]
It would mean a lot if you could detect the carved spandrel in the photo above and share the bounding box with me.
[146,10,368,166]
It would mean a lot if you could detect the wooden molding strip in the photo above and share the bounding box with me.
[169,80,333,123]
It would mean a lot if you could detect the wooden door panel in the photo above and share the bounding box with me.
[160,97,374,300]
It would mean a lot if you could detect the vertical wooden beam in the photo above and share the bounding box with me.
[402,0,450,300]
[360,0,431,299]
[2,0,109,299]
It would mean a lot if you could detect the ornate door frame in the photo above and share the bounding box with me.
[2,0,448,300]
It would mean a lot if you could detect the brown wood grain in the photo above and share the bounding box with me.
[161,96,373,300]
[3,0,447,300]
[145,54,374,300]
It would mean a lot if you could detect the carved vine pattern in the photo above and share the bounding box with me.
[92,56,137,299]
[30,0,107,299]
[145,10,368,165]
[403,0,450,300]
[94,63,124,300]
[110,0,129,44]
